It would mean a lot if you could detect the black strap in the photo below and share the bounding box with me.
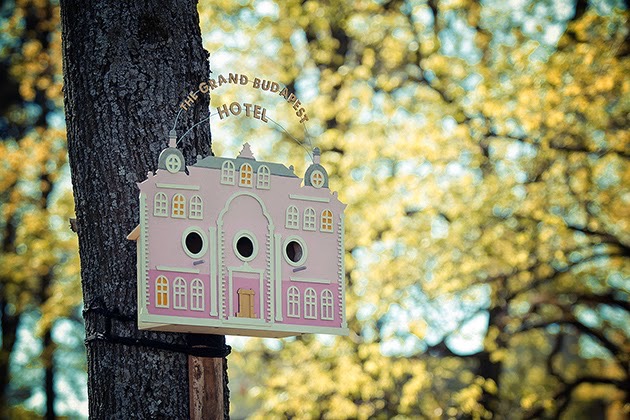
[83,306,231,358]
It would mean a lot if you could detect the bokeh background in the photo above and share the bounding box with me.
[1,0,628,418]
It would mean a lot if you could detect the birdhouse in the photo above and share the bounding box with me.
[127,140,348,338]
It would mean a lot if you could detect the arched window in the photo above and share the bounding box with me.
[189,195,203,219]
[172,194,186,218]
[256,165,270,189]
[287,286,300,318]
[155,276,169,308]
[321,289,334,320]
[304,288,317,319]
[173,277,187,309]
[154,192,168,217]
[191,279,204,311]
[221,161,235,185]
[303,208,316,231]
[286,205,299,229]
[321,209,333,232]
[239,163,253,187]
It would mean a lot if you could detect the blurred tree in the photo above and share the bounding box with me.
[200,0,629,418]
[0,0,81,418]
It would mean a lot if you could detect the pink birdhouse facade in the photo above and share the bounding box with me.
[128,143,348,337]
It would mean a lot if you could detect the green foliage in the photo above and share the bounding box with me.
[200,0,630,418]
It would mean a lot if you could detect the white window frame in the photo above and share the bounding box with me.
[287,286,300,318]
[233,230,258,262]
[303,208,316,231]
[191,278,205,311]
[239,163,253,187]
[182,226,208,259]
[321,289,334,320]
[221,161,235,185]
[256,165,271,189]
[304,288,317,319]
[165,154,182,173]
[173,277,187,310]
[155,276,169,308]
[172,194,186,218]
[283,235,308,267]
[154,192,168,217]
[189,195,203,219]
[286,205,299,229]
[321,209,333,232]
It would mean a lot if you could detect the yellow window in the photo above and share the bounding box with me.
[172,194,186,218]
[239,163,253,187]
[321,209,333,232]
[156,276,169,308]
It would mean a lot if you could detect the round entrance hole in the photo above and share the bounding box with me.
[285,240,303,263]
[233,231,258,262]
[236,236,254,259]
[185,231,203,255]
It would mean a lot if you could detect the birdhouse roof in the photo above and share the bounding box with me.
[193,155,298,178]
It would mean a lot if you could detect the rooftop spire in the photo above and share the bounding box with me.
[168,129,177,148]
[313,147,321,164]
[237,142,256,160]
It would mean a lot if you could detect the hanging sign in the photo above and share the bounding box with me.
[178,73,309,124]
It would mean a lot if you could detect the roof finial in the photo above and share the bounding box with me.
[238,142,255,160]
[313,147,321,164]
[168,129,177,148]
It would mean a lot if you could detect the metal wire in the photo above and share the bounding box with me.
[176,110,315,162]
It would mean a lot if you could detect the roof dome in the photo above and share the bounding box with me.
[157,147,186,173]
[304,148,328,188]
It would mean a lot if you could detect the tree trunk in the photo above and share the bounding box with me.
[42,327,56,420]
[0,304,19,416]
[59,1,227,417]
[476,305,505,416]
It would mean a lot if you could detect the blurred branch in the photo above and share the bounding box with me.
[565,223,630,255]
[487,130,630,160]
[574,293,630,312]
[546,332,565,381]
[570,0,589,23]
[524,375,624,420]
[507,251,626,301]
[549,141,630,160]
[518,317,626,371]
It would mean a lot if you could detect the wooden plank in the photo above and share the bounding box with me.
[189,356,224,420]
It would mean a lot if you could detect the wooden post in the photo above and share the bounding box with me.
[189,356,225,420]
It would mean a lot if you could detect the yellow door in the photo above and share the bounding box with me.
[236,288,255,318]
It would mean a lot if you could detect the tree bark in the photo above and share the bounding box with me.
[42,327,56,420]
[60,1,227,418]
[0,303,19,416]
[476,304,505,416]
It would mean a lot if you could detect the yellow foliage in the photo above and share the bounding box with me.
[198,1,629,418]
[0,1,81,397]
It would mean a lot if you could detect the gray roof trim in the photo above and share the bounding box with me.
[193,156,298,178]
